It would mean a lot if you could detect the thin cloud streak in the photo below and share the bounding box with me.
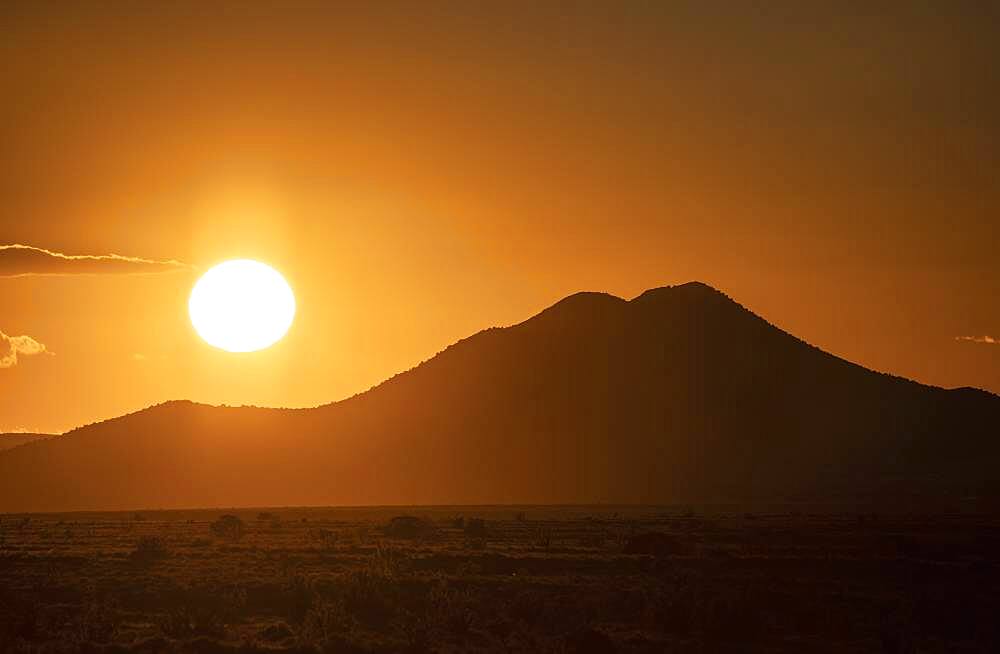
[0,244,191,277]
[1,331,51,369]
[955,335,999,345]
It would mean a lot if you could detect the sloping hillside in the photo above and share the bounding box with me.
[0,433,50,452]
[1,282,996,512]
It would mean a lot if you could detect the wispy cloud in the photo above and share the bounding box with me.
[0,331,51,369]
[955,335,999,345]
[0,244,191,277]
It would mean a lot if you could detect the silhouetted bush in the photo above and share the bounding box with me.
[533,526,552,550]
[68,597,120,644]
[260,621,294,643]
[312,528,336,550]
[298,599,351,647]
[159,585,245,641]
[285,575,316,625]
[385,515,433,539]
[369,542,405,577]
[130,536,169,563]
[210,514,244,540]
[428,583,477,641]
[159,605,226,640]
[464,517,488,538]
[342,569,397,629]
[258,512,282,531]
[623,532,690,556]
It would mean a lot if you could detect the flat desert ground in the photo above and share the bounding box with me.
[2,506,999,653]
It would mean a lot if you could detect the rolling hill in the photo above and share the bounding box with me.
[1,282,997,512]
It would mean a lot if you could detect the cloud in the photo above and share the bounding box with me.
[0,244,191,277]
[955,335,999,345]
[1,331,51,368]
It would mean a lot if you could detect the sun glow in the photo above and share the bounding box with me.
[188,260,296,353]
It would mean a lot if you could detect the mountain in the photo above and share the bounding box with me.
[0,433,50,452]
[1,282,997,512]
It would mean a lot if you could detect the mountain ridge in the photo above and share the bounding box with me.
[1,282,997,512]
[0,433,52,452]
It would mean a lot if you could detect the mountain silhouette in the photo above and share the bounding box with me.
[1,282,997,512]
[0,433,49,452]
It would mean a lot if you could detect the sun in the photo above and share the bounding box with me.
[188,259,296,353]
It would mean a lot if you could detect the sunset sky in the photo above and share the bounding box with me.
[2,1,998,434]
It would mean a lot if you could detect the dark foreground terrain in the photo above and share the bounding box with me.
[2,506,999,653]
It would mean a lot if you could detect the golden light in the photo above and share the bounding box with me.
[188,260,296,353]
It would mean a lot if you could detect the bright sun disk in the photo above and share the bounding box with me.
[188,259,296,353]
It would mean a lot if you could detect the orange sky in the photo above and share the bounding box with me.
[2,2,998,433]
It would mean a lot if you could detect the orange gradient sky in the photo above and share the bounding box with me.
[1,2,998,433]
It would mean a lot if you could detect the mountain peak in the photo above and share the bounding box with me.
[631,281,728,303]
[546,290,627,311]
[521,290,628,327]
[534,282,733,323]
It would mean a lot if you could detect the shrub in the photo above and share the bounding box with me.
[159,585,245,640]
[312,528,336,550]
[131,536,169,563]
[259,512,282,531]
[623,532,690,557]
[369,542,405,578]
[260,621,294,643]
[533,527,552,551]
[285,575,316,625]
[298,599,350,646]
[159,605,226,640]
[385,515,433,540]
[210,514,245,540]
[69,597,120,645]
[464,518,488,538]
[342,569,397,629]
[398,608,433,654]
[428,583,477,641]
